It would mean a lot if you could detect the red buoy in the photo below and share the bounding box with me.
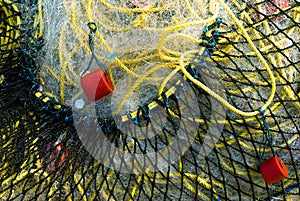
[259,155,288,184]
[80,68,114,101]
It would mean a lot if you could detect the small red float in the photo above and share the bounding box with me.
[259,155,288,184]
[80,68,114,101]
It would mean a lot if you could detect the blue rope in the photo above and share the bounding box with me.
[263,183,300,200]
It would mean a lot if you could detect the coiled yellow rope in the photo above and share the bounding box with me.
[2,0,300,200]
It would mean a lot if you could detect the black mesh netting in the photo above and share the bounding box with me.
[1,0,300,200]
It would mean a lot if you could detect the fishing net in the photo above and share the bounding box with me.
[1,0,300,200]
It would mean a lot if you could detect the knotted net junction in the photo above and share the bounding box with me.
[0,0,300,200]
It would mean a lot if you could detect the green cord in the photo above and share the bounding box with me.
[257,108,278,169]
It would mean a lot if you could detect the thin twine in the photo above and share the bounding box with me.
[87,22,97,52]
[257,107,279,168]
[80,22,100,77]
[80,22,109,77]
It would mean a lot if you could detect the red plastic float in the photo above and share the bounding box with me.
[80,68,114,101]
[259,155,288,184]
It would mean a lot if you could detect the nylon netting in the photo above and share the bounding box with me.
[1,0,300,200]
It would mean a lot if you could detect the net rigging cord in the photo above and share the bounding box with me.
[0,0,300,200]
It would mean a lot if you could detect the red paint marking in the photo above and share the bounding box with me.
[262,0,290,15]
[262,0,290,22]
[248,0,290,23]
[41,142,69,173]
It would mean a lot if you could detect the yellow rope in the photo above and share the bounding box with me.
[3,0,300,200]
[179,49,275,116]
[113,63,176,115]
[59,26,67,103]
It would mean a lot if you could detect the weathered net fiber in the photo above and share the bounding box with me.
[1,0,300,200]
